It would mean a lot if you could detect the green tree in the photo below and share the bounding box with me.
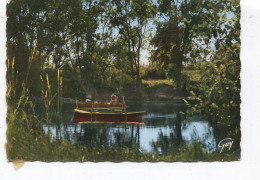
[50,0,110,100]
[110,0,155,98]
[190,0,241,148]
[7,0,112,100]
[6,0,48,97]
[151,0,228,92]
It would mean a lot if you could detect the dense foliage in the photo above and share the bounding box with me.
[187,0,240,151]
[6,0,240,161]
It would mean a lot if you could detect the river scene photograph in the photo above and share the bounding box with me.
[5,0,241,164]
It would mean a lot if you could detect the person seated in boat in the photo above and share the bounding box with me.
[110,93,118,104]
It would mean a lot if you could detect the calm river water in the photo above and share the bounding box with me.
[37,102,217,155]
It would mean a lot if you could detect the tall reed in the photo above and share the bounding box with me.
[6,41,46,160]
[6,40,37,112]
[57,69,63,139]
[40,69,63,140]
[57,69,60,115]
[57,69,63,120]
[60,74,63,121]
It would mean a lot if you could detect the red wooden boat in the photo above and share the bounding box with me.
[73,109,145,124]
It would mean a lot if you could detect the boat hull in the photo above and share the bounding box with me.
[73,109,145,124]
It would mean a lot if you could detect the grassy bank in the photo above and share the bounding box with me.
[142,79,174,88]
[7,123,239,162]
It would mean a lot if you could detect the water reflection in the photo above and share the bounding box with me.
[40,102,216,155]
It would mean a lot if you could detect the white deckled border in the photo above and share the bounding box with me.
[0,0,260,179]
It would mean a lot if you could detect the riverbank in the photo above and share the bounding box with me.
[121,84,188,101]
[29,84,189,103]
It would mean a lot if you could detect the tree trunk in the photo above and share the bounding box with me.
[79,71,99,101]
[135,25,147,99]
[127,41,135,79]
[176,62,182,93]
[136,74,146,98]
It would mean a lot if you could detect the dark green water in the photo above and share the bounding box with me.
[36,102,217,155]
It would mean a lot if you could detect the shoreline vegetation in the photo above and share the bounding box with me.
[6,70,240,161]
[6,77,240,162]
[6,0,240,162]
[28,83,189,103]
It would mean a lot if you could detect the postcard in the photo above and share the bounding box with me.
[1,0,260,179]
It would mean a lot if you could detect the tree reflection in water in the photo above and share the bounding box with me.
[41,102,217,155]
[151,111,184,155]
[74,123,141,151]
